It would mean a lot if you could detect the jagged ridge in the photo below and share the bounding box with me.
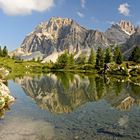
[11,17,139,62]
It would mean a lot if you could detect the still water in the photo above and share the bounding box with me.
[0,72,140,140]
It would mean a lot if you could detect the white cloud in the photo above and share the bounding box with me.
[0,0,54,16]
[81,0,86,8]
[118,3,130,16]
[77,11,84,18]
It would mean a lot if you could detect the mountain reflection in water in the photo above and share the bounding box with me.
[14,73,140,113]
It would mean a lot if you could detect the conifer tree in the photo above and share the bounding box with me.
[104,48,112,63]
[75,53,86,65]
[95,47,104,69]
[68,54,75,66]
[3,46,8,57]
[57,51,69,67]
[114,47,123,64]
[88,48,96,65]
[0,46,2,57]
[129,46,140,63]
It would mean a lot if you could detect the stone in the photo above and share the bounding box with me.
[0,82,15,110]
[74,136,79,139]
[0,97,5,109]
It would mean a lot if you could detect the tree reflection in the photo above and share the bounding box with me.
[15,73,140,113]
[114,81,123,96]
[56,72,74,90]
[87,76,97,101]
[95,76,105,100]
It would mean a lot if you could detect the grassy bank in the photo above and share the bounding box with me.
[0,57,140,80]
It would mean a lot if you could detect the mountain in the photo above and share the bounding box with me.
[119,20,135,35]
[105,20,135,44]
[11,17,110,61]
[122,27,140,59]
[11,17,137,62]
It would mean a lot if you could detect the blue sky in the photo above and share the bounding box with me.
[0,0,139,51]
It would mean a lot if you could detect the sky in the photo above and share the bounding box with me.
[0,0,139,51]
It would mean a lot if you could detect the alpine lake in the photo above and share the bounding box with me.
[0,72,140,140]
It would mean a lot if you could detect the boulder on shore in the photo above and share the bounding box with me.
[0,82,15,110]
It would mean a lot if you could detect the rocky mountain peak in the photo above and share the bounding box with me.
[118,20,135,35]
[12,17,139,62]
[33,17,74,39]
[14,17,110,61]
[105,24,130,44]
[49,17,73,25]
[135,26,140,33]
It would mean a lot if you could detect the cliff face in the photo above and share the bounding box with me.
[12,17,110,61]
[119,20,135,35]
[122,27,140,58]
[20,17,110,55]
[105,20,135,44]
[125,27,140,47]
[11,17,137,61]
[105,24,130,44]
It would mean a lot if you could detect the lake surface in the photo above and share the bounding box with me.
[0,72,140,140]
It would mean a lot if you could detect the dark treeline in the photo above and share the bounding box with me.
[129,46,140,63]
[52,46,140,70]
[1,44,140,68]
[0,46,8,57]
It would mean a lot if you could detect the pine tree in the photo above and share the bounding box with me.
[3,46,8,57]
[114,47,123,64]
[129,46,140,63]
[57,51,69,67]
[0,46,2,57]
[104,48,112,63]
[88,48,96,65]
[116,51,123,64]
[68,54,75,66]
[113,47,118,62]
[75,53,86,65]
[95,47,104,69]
